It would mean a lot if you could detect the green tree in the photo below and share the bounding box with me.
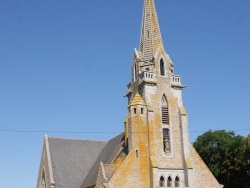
[245,134,250,178]
[193,130,250,188]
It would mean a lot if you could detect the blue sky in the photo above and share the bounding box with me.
[0,0,250,187]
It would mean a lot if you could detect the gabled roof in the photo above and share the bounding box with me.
[47,136,106,188]
[81,133,126,188]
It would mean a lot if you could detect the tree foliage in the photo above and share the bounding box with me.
[193,130,250,188]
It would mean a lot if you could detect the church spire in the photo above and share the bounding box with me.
[139,0,164,61]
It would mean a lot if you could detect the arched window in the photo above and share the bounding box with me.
[160,58,165,76]
[175,176,180,187]
[159,176,165,187]
[161,95,171,154]
[167,176,172,187]
[161,96,169,124]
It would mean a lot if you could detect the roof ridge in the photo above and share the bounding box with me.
[47,135,107,143]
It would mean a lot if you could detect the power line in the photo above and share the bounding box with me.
[0,129,249,134]
[0,129,119,134]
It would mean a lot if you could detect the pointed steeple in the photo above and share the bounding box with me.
[139,0,164,61]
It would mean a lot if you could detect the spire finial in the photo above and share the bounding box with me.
[139,0,164,61]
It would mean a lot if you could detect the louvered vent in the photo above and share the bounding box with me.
[162,106,169,124]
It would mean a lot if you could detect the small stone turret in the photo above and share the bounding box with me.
[128,92,148,153]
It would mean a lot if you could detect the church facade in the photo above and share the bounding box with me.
[36,0,223,188]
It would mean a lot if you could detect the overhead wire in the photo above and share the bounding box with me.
[0,128,249,134]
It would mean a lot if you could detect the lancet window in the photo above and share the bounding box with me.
[161,95,171,154]
[167,176,172,187]
[161,96,169,125]
[175,176,180,187]
[160,58,165,76]
[159,176,165,187]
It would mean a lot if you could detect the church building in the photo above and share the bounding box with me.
[36,0,223,187]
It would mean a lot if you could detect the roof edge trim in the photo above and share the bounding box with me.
[45,134,55,185]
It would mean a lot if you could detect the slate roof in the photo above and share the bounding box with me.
[47,137,106,188]
[81,133,126,188]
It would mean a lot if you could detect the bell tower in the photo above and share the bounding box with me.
[126,0,190,186]
[124,0,223,187]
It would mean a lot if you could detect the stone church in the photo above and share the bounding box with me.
[37,0,223,188]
